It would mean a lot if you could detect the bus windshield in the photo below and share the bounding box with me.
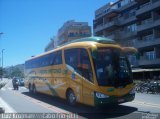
[93,48,133,87]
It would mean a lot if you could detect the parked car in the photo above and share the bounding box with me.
[12,78,19,90]
[18,79,24,86]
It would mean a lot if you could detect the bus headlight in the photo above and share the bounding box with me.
[95,92,109,98]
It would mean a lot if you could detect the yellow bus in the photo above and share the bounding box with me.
[25,36,137,106]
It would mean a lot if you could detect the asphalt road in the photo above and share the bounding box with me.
[0,79,160,119]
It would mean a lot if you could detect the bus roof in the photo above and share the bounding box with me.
[59,36,116,47]
[26,37,118,61]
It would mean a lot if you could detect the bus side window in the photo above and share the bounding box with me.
[79,49,93,82]
[53,51,62,65]
[64,49,78,71]
[64,48,93,83]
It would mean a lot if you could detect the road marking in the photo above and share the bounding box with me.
[14,91,70,113]
[1,87,27,91]
[12,91,81,118]
[20,87,27,90]
[133,100,160,109]
[0,97,16,113]
[8,87,13,90]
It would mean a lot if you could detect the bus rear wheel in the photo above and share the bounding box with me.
[67,90,76,106]
[29,84,32,93]
[32,85,37,94]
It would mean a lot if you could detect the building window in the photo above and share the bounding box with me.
[128,54,137,63]
[121,0,133,7]
[145,51,156,60]
[142,34,153,41]
[141,18,152,25]
[125,24,137,32]
[110,3,117,10]
[140,2,151,8]
[127,39,136,46]
[118,2,121,8]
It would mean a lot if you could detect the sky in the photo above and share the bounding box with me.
[0,0,115,67]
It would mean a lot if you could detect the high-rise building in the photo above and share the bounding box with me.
[93,0,160,68]
[45,20,91,51]
[57,20,91,46]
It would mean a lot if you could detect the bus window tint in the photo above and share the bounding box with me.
[93,48,132,87]
[79,49,93,82]
[64,48,93,82]
[25,50,62,69]
[53,51,62,65]
[64,49,78,70]
[95,49,115,85]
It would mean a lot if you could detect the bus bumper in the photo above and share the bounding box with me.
[94,92,135,106]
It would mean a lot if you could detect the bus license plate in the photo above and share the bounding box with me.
[118,99,124,103]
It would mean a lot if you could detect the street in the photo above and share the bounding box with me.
[0,79,160,119]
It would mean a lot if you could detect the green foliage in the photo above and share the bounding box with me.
[0,83,6,89]
[4,66,24,78]
[10,67,24,78]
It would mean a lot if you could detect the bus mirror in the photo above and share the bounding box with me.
[123,47,138,55]
[123,47,140,60]
[91,45,97,59]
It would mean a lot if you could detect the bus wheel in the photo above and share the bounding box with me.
[32,84,37,94]
[67,90,76,106]
[29,84,32,93]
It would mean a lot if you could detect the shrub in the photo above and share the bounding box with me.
[0,83,6,89]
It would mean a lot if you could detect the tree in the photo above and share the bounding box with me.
[10,67,24,78]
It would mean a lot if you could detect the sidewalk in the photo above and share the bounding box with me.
[0,78,10,84]
[0,97,16,113]
[0,78,10,113]
[135,92,160,105]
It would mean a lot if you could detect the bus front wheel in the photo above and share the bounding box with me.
[67,90,76,106]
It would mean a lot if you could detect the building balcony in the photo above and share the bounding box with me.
[94,20,119,33]
[68,34,91,37]
[135,0,142,2]
[133,37,160,49]
[137,19,160,32]
[119,1,137,12]
[94,24,104,33]
[103,20,119,30]
[119,16,137,25]
[95,9,119,19]
[138,58,160,67]
[136,0,160,16]
[119,31,137,39]
[105,32,120,40]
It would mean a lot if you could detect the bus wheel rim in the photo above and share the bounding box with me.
[69,92,75,103]
[33,86,36,93]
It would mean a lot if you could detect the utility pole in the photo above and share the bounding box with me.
[2,49,4,68]
[1,49,5,80]
[0,32,4,80]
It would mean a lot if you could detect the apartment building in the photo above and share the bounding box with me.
[93,0,160,68]
[57,20,91,46]
[45,20,91,51]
